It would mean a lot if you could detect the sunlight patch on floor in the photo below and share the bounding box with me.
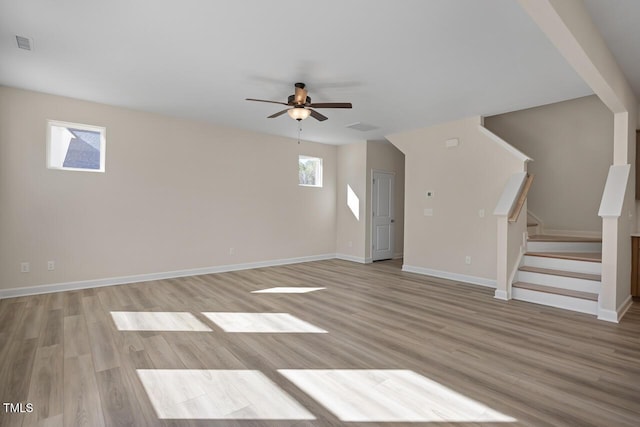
[251,287,325,294]
[137,369,315,420]
[278,369,517,423]
[202,312,327,333]
[110,311,212,331]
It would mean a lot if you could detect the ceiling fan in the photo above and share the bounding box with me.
[246,82,352,121]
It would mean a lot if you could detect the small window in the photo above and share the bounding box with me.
[47,120,106,172]
[299,155,323,187]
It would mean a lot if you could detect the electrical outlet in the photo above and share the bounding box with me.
[229,247,235,255]
[348,241,353,247]
[478,209,485,218]
[424,208,433,216]
[21,262,30,273]
[465,256,472,265]
[47,261,55,271]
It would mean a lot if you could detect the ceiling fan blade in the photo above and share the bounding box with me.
[246,98,289,106]
[309,109,328,121]
[307,102,352,109]
[267,109,290,118]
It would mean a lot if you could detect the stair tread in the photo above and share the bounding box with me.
[518,265,601,281]
[526,252,602,262]
[528,234,602,243]
[527,222,539,227]
[513,282,599,301]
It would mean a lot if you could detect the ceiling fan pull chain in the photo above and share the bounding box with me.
[297,124,301,144]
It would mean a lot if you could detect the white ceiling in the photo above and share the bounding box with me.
[2,0,627,145]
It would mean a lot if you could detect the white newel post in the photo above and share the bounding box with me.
[495,216,510,300]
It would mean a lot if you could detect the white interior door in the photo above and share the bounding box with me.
[372,171,394,261]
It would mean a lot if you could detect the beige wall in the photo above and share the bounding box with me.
[365,140,405,259]
[485,95,613,235]
[335,142,367,261]
[388,116,524,284]
[0,86,337,291]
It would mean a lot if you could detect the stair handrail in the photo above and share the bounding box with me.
[508,173,534,223]
[509,173,533,222]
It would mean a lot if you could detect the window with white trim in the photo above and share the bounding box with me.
[298,155,323,187]
[47,120,106,172]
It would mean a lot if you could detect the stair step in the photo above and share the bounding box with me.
[527,222,538,227]
[513,282,599,301]
[512,284,598,315]
[528,235,602,242]
[527,241,602,253]
[526,252,602,262]
[518,266,601,281]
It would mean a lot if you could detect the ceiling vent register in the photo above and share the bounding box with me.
[16,35,32,50]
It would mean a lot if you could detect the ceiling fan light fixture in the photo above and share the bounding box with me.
[288,107,311,121]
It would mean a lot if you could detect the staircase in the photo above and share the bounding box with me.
[512,235,602,315]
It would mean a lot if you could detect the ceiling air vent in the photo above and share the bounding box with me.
[16,35,33,51]
[346,122,379,132]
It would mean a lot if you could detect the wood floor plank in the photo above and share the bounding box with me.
[95,367,144,427]
[80,296,108,326]
[39,309,63,348]
[15,304,45,340]
[63,291,83,317]
[23,344,64,426]
[85,320,121,373]
[63,354,105,427]
[140,335,186,369]
[0,337,38,402]
[63,315,91,359]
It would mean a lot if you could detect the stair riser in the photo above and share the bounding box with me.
[527,241,602,252]
[512,288,598,315]
[523,255,601,275]
[516,271,601,294]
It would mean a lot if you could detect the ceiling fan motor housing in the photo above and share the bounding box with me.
[288,94,311,105]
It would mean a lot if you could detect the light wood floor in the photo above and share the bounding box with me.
[1,259,640,426]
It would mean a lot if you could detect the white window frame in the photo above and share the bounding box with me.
[298,155,323,188]
[46,119,106,172]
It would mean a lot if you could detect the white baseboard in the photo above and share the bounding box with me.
[597,308,619,323]
[401,265,496,288]
[617,295,634,321]
[0,253,336,299]
[335,253,367,264]
[598,295,634,323]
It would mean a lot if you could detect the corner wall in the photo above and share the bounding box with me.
[0,86,337,292]
[335,142,367,262]
[388,116,525,286]
[335,140,406,263]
